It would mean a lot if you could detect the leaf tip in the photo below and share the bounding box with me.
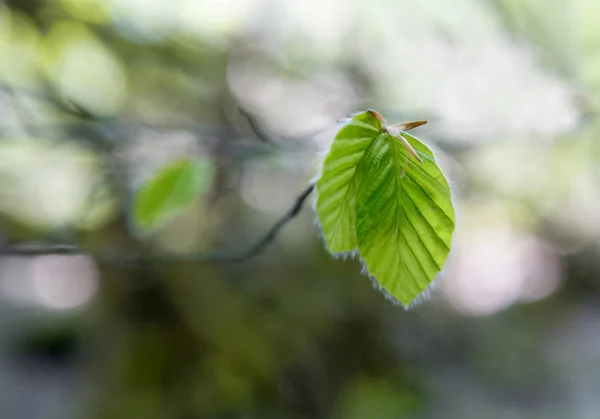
[367,109,387,128]
[365,269,438,309]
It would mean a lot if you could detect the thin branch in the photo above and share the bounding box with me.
[136,182,316,264]
[0,184,316,266]
[235,105,331,153]
[0,118,239,138]
[236,105,280,147]
[0,86,267,142]
[1,85,319,266]
[203,182,315,263]
[2,244,84,256]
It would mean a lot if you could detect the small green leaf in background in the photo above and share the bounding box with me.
[315,110,455,307]
[133,157,213,234]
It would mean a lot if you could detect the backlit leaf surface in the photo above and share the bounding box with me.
[315,111,455,306]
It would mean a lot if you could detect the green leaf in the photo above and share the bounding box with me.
[315,111,383,253]
[133,157,213,234]
[315,111,455,307]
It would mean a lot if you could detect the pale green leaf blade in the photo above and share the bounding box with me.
[315,111,382,254]
[133,157,213,234]
[355,132,455,307]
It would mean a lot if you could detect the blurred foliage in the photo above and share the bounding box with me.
[133,157,213,235]
[0,1,600,419]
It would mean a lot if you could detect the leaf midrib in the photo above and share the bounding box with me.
[389,135,436,293]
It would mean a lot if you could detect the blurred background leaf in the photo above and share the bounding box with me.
[132,157,213,235]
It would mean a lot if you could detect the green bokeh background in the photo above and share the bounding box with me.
[1,1,599,418]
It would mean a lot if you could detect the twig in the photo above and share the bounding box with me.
[203,182,315,263]
[2,244,84,256]
[0,184,316,266]
[1,85,319,266]
[235,105,328,153]
[236,106,280,147]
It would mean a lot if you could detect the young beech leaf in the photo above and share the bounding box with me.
[133,157,213,235]
[315,110,455,307]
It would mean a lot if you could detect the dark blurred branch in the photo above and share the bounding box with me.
[0,184,316,266]
[2,244,84,256]
[0,84,319,266]
[236,105,283,147]
[0,84,282,145]
[201,182,315,263]
[0,117,254,143]
[235,105,330,152]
